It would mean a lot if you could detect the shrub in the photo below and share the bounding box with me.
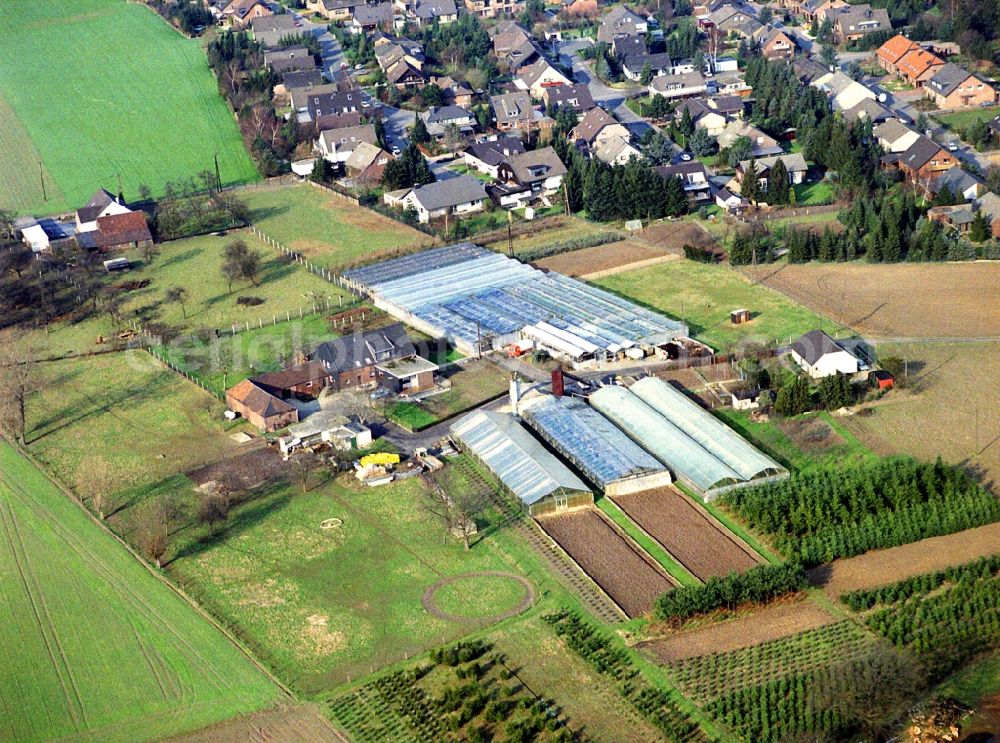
[653,562,808,621]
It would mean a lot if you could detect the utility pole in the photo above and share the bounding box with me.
[116,172,123,202]
[39,161,47,202]
[214,153,222,192]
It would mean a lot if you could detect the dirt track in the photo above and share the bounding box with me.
[540,509,675,618]
[165,703,346,743]
[536,240,672,277]
[639,600,836,662]
[809,521,1000,597]
[613,488,760,581]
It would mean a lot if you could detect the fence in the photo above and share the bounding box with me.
[145,345,225,401]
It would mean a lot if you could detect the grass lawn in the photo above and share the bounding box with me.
[483,215,618,256]
[793,181,836,206]
[594,260,841,350]
[167,471,554,691]
[25,353,241,497]
[25,231,347,359]
[0,441,281,743]
[0,0,257,215]
[385,361,508,430]
[934,105,1000,132]
[241,184,430,271]
[386,400,439,430]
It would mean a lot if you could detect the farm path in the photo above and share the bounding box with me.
[638,599,837,662]
[580,253,680,280]
[163,702,347,743]
[809,522,1000,598]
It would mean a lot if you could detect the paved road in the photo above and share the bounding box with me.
[273,4,347,77]
[381,105,416,153]
[558,39,651,137]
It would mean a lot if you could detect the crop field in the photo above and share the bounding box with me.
[595,259,840,351]
[740,262,1000,338]
[539,509,675,618]
[482,215,617,255]
[168,475,549,690]
[0,0,257,215]
[161,704,342,743]
[535,239,677,278]
[22,231,348,360]
[0,441,281,743]
[811,521,1000,596]
[667,621,878,703]
[242,185,430,270]
[638,219,720,254]
[838,342,1000,494]
[613,488,761,581]
[641,599,837,662]
[26,353,238,498]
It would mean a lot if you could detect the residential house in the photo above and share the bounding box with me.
[812,70,876,112]
[306,0,368,21]
[491,21,533,56]
[736,153,808,190]
[345,142,393,186]
[386,61,426,89]
[622,53,692,81]
[760,27,796,61]
[841,97,893,123]
[249,13,298,47]
[349,2,394,33]
[927,165,986,202]
[503,36,544,73]
[988,114,1000,142]
[496,146,567,195]
[716,119,784,156]
[414,0,458,24]
[384,175,489,222]
[376,355,440,395]
[925,63,996,109]
[225,380,298,431]
[717,11,762,39]
[305,89,368,124]
[464,137,527,177]
[276,69,326,98]
[430,76,474,107]
[974,192,1000,238]
[927,204,976,235]
[311,323,425,391]
[882,135,959,194]
[612,35,647,61]
[543,83,596,113]
[778,0,847,23]
[421,105,477,143]
[464,0,524,18]
[714,186,748,213]
[491,90,536,132]
[569,107,631,152]
[790,329,867,379]
[875,34,919,74]
[874,119,921,153]
[792,56,832,85]
[514,58,571,99]
[317,124,378,164]
[596,5,647,44]
[831,4,891,44]
[75,189,131,233]
[374,36,425,71]
[707,72,752,96]
[676,99,730,135]
[221,0,272,27]
[264,46,316,74]
[593,136,643,165]
[896,48,945,87]
[648,71,707,100]
[74,212,153,253]
[562,0,599,17]
[655,161,713,205]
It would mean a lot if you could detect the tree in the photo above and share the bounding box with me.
[759,6,773,24]
[0,331,36,445]
[741,160,760,204]
[817,372,853,409]
[767,157,790,205]
[197,492,231,527]
[423,475,486,550]
[165,286,189,319]
[221,239,261,291]
[290,451,319,493]
[820,43,838,68]
[970,210,990,242]
[75,456,116,519]
[640,62,654,85]
[774,375,812,415]
[726,135,754,167]
[422,83,443,107]
[310,157,333,183]
[339,387,377,424]
[689,127,716,156]
[139,241,160,265]
[411,116,430,144]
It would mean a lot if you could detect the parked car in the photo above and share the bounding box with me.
[946,142,959,151]
[355,63,365,70]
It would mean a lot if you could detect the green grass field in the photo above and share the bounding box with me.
[0,0,257,215]
[594,260,840,350]
[26,353,241,497]
[242,185,431,270]
[793,181,836,206]
[23,231,348,359]
[0,441,281,742]
[168,472,553,691]
[934,104,1000,132]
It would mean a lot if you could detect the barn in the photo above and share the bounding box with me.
[450,409,593,517]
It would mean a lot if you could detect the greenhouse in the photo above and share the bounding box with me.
[588,382,787,498]
[521,395,672,496]
[341,244,687,358]
[450,410,593,517]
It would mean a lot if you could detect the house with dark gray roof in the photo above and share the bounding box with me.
[790,330,866,378]
[597,5,647,43]
[542,83,596,113]
[831,4,890,43]
[414,0,457,23]
[925,62,996,109]
[312,322,419,388]
[263,46,316,74]
[463,137,527,177]
[384,175,489,223]
[496,146,567,193]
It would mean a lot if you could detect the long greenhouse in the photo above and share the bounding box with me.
[521,395,672,496]
[450,409,593,517]
[341,244,688,360]
[589,379,787,498]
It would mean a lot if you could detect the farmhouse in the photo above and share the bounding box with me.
[75,189,131,232]
[311,322,423,390]
[225,379,298,432]
[790,329,867,378]
[925,63,996,110]
[384,175,489,223]
[589,377,787,499]
[450,410,593,517]
[81,212,154,253]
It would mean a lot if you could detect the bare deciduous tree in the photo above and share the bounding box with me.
[422,475,486,550]
[290,450,319,493]
[75,455,116,518]
[339,387,377,424]
[0,330,36,445]
[165,286,188,319]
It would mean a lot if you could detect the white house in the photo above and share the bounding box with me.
[874,119,921,154]
[649,71,707,99]
[514,58,572,99]
[317,124,377,163]
[75,189,132,233]
[385,174,488,223]
[593,136,644,165]
[790,330,868,379]
[812,70,876,112]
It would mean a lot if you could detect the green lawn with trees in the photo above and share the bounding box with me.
[0,0,257,215]
[0,441,281,742]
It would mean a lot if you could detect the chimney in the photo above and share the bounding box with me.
[551,368,564,398]
[509,378,521,416]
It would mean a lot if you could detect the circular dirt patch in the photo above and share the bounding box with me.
[320,518,343,529]
[422,572,534,623]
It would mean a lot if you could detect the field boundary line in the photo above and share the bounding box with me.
[580,253,681,280]
[601,496,701,586]
[0,436,295,700]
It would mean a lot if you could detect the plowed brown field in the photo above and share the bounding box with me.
[164,704,346,743]
[540,509,676,618]
[535,240,674,277]
[614,488,761,581]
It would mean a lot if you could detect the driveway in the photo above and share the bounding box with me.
[381,105,416,153]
